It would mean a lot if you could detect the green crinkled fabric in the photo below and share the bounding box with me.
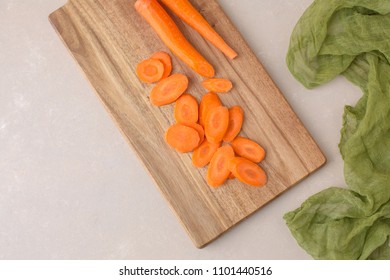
[284,0,390,260]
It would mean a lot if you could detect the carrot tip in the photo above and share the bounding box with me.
[135,0,215,78]
[159,0,238,60]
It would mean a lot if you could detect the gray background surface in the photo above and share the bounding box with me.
[0,0,361,259]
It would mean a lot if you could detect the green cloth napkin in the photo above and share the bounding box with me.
[284,0,390,259]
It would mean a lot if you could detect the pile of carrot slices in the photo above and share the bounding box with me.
[134,0,267,188]
[136,52,267,188]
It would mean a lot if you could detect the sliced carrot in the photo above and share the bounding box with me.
[228,157,267,187]
[231,137,266,163]
[199,92,222,127]
[223,106,244,142]
[136,58,165,83]
[182,122,204,146]
[205,106,229,144]
[202,78,233,93]
[228,172,235,180]
[174,94,199,124]
[135,0,215,78]
[150,73,188,106]
[151,51,172,79]
[206,145,235,187]
[165,123,200,153]
[160,0,238,59]
[192,139,221,168]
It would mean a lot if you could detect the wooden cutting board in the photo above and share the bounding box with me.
[49,0,326,248]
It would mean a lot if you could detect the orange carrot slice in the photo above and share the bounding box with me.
[231,137,266,163]
[183,122,204,146]
[228,157,267,187]
[202,78,233,93]
[174,94,199,124]
[136,58,165,83]
[150,73,188,106]
[151,51,172,79]
[192,139,221,168]
[223,106,244,142]
[228,172,235,180]
[165,123,200,153]
[206,145,235,187]
[160,0,238,59]
[205,106,229,144]
[135,0,215,78]
[199,92,222,127]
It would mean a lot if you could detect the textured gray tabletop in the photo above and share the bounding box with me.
[0,0,361,259]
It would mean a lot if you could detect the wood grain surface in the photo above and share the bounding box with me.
[49,0,326,248]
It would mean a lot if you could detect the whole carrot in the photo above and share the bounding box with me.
[160,0,238,59]
[135,0,215,78]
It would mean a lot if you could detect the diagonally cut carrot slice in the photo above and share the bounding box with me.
[151,51,172,79]
[192,139,221,168]
[204,106,229,144]
[228,157,267,187]
[223,106,244,142]
[150,73,188,106]
[206,145,235,187]
[202,78,233,93]
[174,94,199,124]
[136,58,165,83]
[231,137,266,163]
[199,92,221,127]
[182,122,204,146]
[165,123,200,153]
